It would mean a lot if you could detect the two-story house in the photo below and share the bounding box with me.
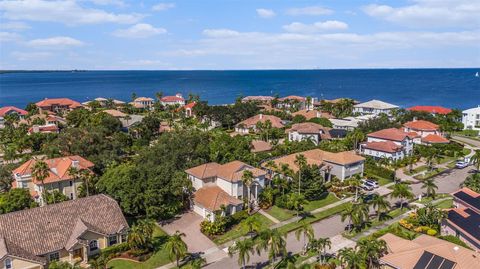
[185,161,266,221]
[35,98,82,114]
[131,97,154,110]
[235,114,284,134]
[264,149,365,181]
[160,94,185,107]
[287,122,332,145]
[403,119,449,145]
[0,106,28,128]
[0,195,128,269]
[12,156,94,206]
[361,128,416,161]
[353,99,399,116]
[462,106,480,132]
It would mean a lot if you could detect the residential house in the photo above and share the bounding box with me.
[131,97,154,110]
[82,98,125,108]
[277,96,317,111]
[27,114,66,127]
[160,94,185,107]
[35,98,82,114]
[407,106,452,115]
[0,195,128,269]
[12,156,94,205]
[403,119,449,145]
[28,124,59,135]
[102,109,127,118]
[264,149,365,181]
[235,114,284,134]
[179,102,196,117]
[287,122,332,145]
[441,187,480,251]
[250,140,272,153]
[379,233,479,269]
[353,99,399,116]
[292,109,333,120]
[329,114,376,131]
[462,106,480,131]
[0,106,28,127]
[361,128,416,160]
[185,161,266,221]
[241,96,274,104]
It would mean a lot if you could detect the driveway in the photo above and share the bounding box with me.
[410,166,475,198]
[161,211,216,254]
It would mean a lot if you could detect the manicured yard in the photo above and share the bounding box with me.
[303,193,340,212]
[417,194,451,204]
[376,176,394,186]
[434,198,453,209]
[267,205,296,221]
[413,168,447,180]
[108,226,172,269]
[404,165,428,176]
[213,213,273,245]
[344,207,409,238]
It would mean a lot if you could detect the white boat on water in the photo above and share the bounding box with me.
[476,72,479,77]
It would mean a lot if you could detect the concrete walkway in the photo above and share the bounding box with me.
[258,209,280,224]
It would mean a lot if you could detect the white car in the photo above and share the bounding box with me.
[455,161,469,169]
[362,179,379,189]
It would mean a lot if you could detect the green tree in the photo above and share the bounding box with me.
[341,202,369,232]
[390,183,414,210]
[370,193,391,220]
[357,238,387,269]
[471,149,480,173]
[462,173,480,192]
[241,170,254,212]
[165,231,188,267]
[421,178,438,199]
[0,188,36,214]
[308,237,331,264]
[337,247,365,269]
[228,238,255,269]
[241,215,262,236]
[295,220,314,254]
[31,159,49,205]
[294,154,307,194]
[0,164,13,193]
[286,192,306,217]
[256,229,287,265]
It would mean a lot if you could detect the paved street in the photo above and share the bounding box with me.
[452,135,480,148]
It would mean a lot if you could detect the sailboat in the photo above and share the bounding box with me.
[476,72,479,77]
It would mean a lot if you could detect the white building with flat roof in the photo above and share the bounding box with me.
[353,99,399,116]
[462,106,480,132]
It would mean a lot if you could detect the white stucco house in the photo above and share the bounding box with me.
[353,100,399,116]
[403,119,449,145]
[462,106,480,132]
[287,122,332,145]
[185,161,266,221]
[360,128,416,161]
[161,93,186,107]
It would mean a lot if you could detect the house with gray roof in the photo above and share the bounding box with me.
[0,195,128,269]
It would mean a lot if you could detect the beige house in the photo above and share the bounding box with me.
[185,161,266,221]
[264,149,365,181]
[0,195,129,269]
[287,122,332,145]
[235,114,284,134]
[131,97,154,110]
[12,156,94,206]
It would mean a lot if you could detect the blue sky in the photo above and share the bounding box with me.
[0,0,479,70]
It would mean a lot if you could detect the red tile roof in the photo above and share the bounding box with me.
[403,120,439,131]
[13,156,94,185]
[368,128,412,142]
[422,134,449,144]
[407,106,452,115]
[186,160,266,183]
[362,141,403,153]
[251,140,273,153]
[0,106,28,117]
[194,186,242,211]
[161,95,184,102]
[287,122,331,135]
[279,95,306,102]
[237,114,284,129]
[27,124,59,134]
[184,102,196,109]
[35,98,82,108]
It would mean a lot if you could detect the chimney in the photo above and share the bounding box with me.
[72,160,79,168]
[259,114,263,119]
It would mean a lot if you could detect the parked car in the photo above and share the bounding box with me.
[455,161,469,169]
[362,193,375,203]
[362,179,379,188]
[361,183,375,191]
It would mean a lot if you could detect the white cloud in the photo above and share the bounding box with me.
[283,21,348,33]
[286,6,333,16]
[0,31,22,42]
[87,0,125,7]
[152,2,175,11]
[363,0,480,28]
[0,0,143,25]
[203,29,240,38]
[11,51,53,61]
[0,21,30,31]
[113,23,167,38]
[256,8,276,18]
[27,36,85,48]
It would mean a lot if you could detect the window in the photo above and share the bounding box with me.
[70,193,74,199]
[108,235,118,246]
[69,181,73,187]
[121,234,127,243]
[89,240,98,252]
[5,259,12,269]
[49,252,60,262]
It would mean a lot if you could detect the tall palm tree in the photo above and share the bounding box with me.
[265,160,277,185]
[316,237,332,264]
[390,183,414,210]
[337,247,365,269]
[127,225,148,251]
[341,202,369,232]
[32,159,50,205]
[370,193,391,220]
[295,221,314,254]
[241,215,262,236]
[421,178,438,199]
[357,238,387,269]
[242,170,254,212]
[471,149,480,173]
[165,231,188,268]
[349,176,362,202]
[228,238,255,269]
[287,193,306,217]
[256,229,287,265]
[294,154,307,194]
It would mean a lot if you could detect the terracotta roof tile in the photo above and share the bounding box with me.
[362,141,403,153]
[404,120,439,131]
[292,109,333,120]
[0,106,28,117]
[368,128,412,142]
[35,98,82,108]
[237,114,284,129]
[279,95,306,101]
[287,122,331,135]
[102,109,127,118]
[251,140,272,153]
[422,134,449,144]
[186,161,266,183]
[407,106,452,115]
[193,186,242,211]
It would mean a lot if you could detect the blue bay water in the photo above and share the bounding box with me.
[0,69,479,109]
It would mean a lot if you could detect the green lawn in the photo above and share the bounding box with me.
[413,168,447,180]
[434,198,453,209]
[302,193,340,212]
[376,177,394,186]
[437,156,456,164]
[417,194,451,204]
[344,207,408,238]
[108,226,172,269]
[213,213,273,245]
[404,165,428,176]
[267,206,296,221]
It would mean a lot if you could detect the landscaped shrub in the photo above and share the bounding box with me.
[100,242,130,259]
[200,216,228,236]
[427,229,437,236]
[364,161,395,180]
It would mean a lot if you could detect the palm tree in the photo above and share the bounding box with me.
[241,215,262,236]
[313,237,331,264]
[370,193,391,220]
[128,225,148,251]
[228,238,255,269]
[287,193,306,217]
[242,170,254,212]
[256,229,287,265]
[265,160,277,184]
[295,220,314,255]
[337,247,365,269]
[390,183,414,210]
[67,166,80,199]
[32,159,49,205]
[294,154,307,194]
[357,238,387,269]
[349,176,362,202]
[421,178,438,199]
[341,202,369,232]
[471,149,480,173]
[165,231,188,268]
